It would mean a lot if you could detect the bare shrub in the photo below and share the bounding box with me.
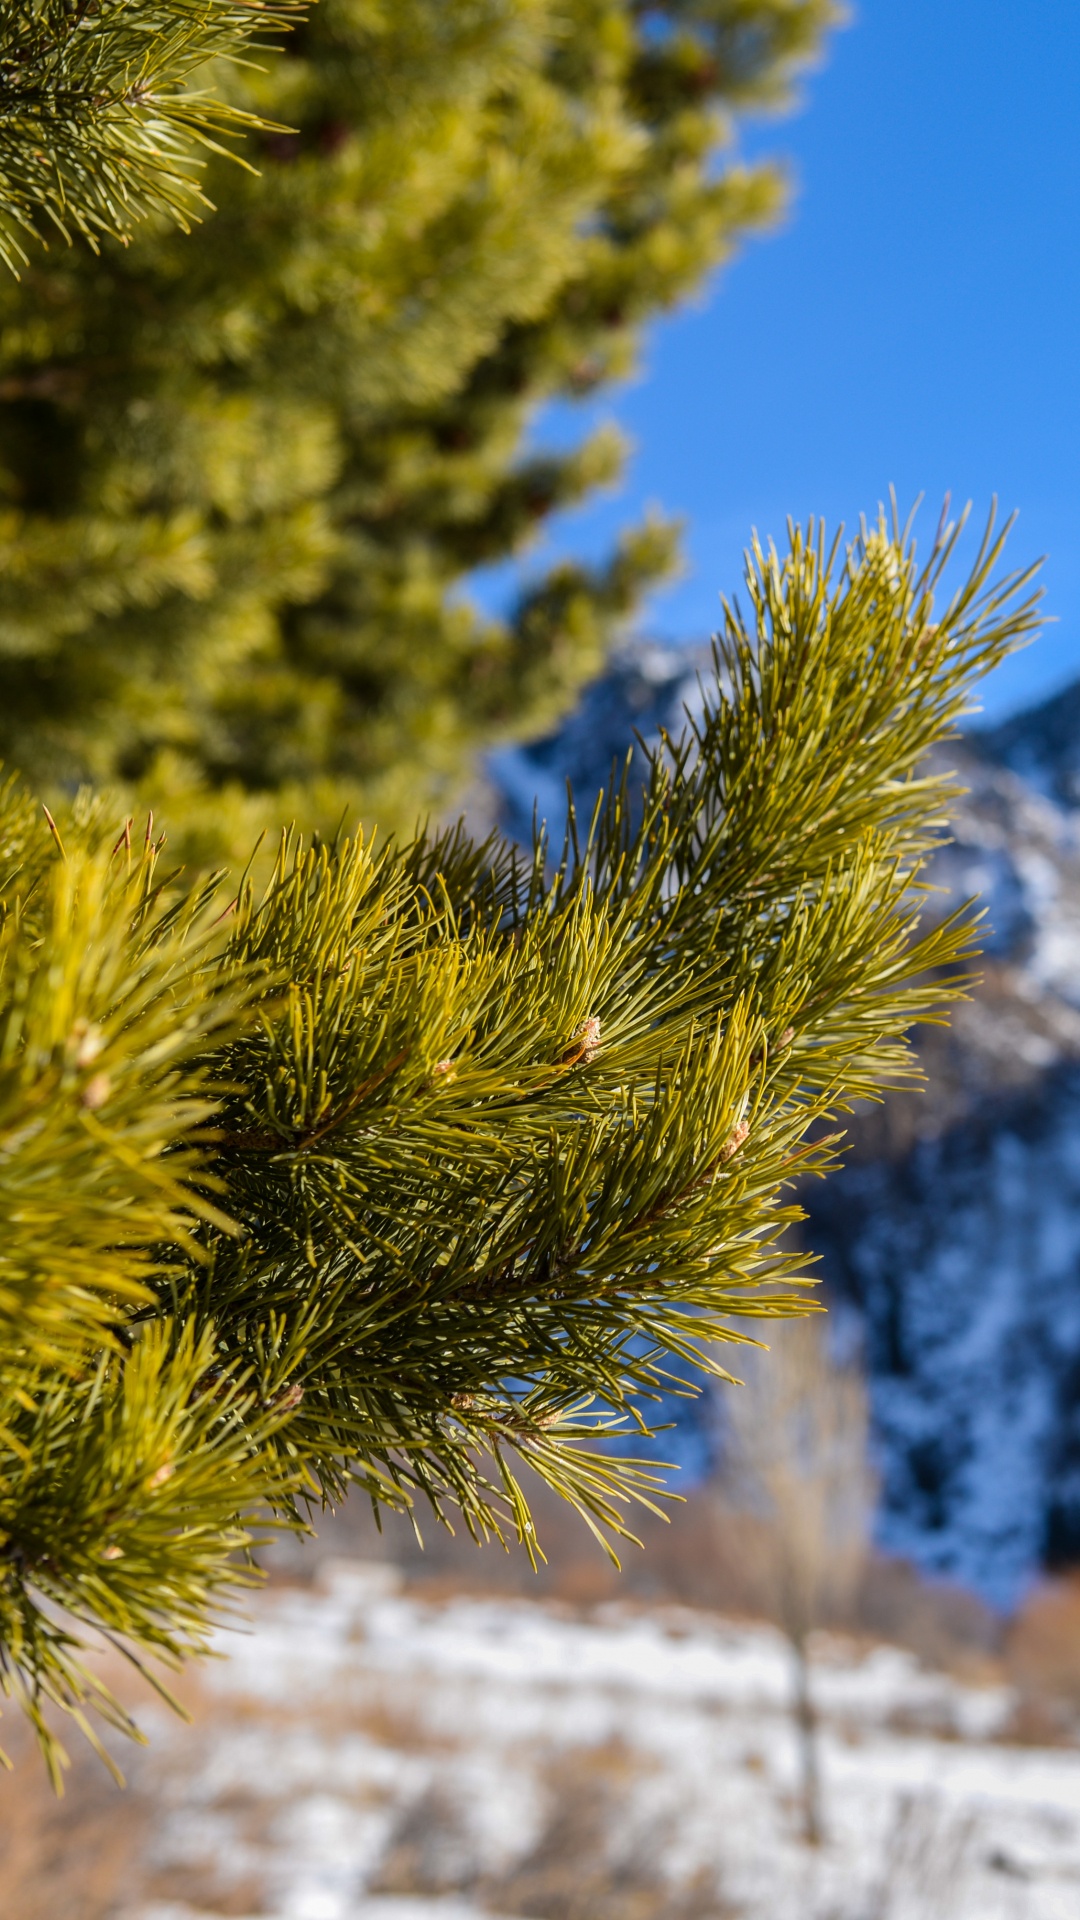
[375,1779,485,1896]
[376,1741,739,1920]
[1004,1573,1080,1740]
[864,1790,974,1920]
[487,1745,662,1920]
[717,1317,876,1844]
[856,1555,1000,1678]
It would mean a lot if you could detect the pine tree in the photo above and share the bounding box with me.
[0,0,837,863]
[0,509,1040,1783]
[0,1,305,271]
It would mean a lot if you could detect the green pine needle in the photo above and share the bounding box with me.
[0,1,306,270]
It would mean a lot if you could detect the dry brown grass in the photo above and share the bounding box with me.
[0,1715,149,1920]
[0,1654,247,1920]
[1002,1573,1080,1741]
[1007,1572,1080,1699]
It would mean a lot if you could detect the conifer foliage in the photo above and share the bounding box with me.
[0,0,837,860]
[0,510,1039,1782]
[0,1,304,271]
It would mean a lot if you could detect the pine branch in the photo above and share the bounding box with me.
[0,0,306,270]
[0,507,1041,1779]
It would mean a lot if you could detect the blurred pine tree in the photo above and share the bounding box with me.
[0,0,837,860]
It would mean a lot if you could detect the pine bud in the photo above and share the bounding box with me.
[70,1020,104,1067]
[274,1381,304,1412]
[561,1016,602,1066]
[80,1072,111,1110]
[146,1461,174,1491]
[718,1119,749,1163]
[101,1544,124,1561]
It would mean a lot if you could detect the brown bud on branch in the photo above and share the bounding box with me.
[718,1119,749,1164]
[560,1016,602,1067]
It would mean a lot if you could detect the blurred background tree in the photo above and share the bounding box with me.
[0,0,838,862]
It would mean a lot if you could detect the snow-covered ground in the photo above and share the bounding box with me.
[121,1562,1080,1920]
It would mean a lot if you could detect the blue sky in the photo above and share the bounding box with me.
[486,0,1080,723]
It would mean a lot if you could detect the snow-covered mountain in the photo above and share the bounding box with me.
[488,657,1080,1608]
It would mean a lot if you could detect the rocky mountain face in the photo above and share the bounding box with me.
[488,654,1080,1608]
